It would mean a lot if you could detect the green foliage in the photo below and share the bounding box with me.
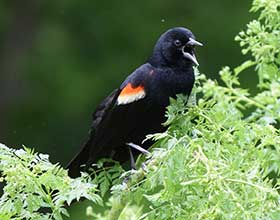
[1,0,280,219]
[0,144,102,219]
[89,159,124,197]
[91,0,280,219]
[235,0,280,86]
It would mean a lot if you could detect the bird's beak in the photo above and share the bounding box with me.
[182,38,203,66]
[187,38,203,47]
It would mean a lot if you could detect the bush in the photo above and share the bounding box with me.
[1,0,280,219]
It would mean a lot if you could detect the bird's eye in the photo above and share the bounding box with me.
[174,40,182,47]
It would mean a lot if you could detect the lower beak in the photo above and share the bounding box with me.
[182,49,199,66]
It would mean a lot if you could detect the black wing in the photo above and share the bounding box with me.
[67,63,155,178]
[91,89,121,132]
[67,89,120,177]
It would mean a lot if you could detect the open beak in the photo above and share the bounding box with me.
[182,38,203,66]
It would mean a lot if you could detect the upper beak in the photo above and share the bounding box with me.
[187,38,203,47]
[182,38,203,66]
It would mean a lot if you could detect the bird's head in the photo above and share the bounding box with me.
[150,27,203,67]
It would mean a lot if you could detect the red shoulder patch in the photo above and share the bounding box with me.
[119,83,144,96]
[117,83,146,105]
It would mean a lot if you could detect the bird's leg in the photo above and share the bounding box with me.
[122,146,137,185]
[122,143,152,186]
[128,146,136,170]
[126,142,150,171]
[126,142,150,155]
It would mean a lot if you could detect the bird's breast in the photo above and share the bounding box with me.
[147,69,194,106]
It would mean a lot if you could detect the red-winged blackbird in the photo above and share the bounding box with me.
[67,27,202,178]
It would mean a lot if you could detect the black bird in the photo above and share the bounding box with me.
[67,27,203,178]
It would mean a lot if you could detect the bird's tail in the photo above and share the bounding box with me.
[66,138,93,178]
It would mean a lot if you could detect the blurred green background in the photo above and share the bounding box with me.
[0,0,256,218]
